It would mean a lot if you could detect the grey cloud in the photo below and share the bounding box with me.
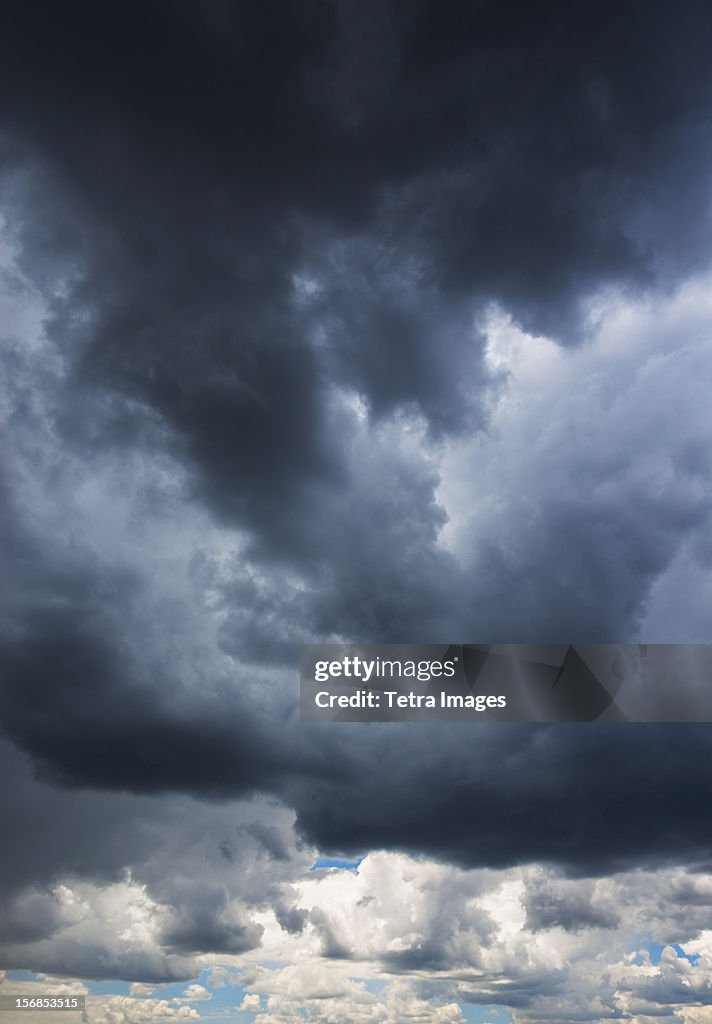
[0,740,316,978]
[0,603,284,796]
[0,945,198,986]
[308,908,352,960]
[273,901,309,937]
[161,897,263,958]
[2,0,712,1005]
[524,877,620,933]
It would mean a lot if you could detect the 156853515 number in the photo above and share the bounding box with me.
[0,997,85,1012]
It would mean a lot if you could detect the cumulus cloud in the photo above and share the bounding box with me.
[218,852,712,1024]
[238,994,261,1012]
[3,843,712,1022]
[90,997,199,1024]
[2,250,712,880]
[2,3,712,1023]
[437,287,712,641]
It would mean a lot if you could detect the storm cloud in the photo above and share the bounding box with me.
[2,2,712,1021]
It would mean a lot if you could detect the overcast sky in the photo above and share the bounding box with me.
[2,3,712,1023]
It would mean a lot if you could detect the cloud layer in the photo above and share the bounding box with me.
[2,2,712,1021]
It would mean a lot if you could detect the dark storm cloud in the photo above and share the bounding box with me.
[2,504,711,875]
[3,0,712,456]
[287,723,712,876]
[0,602,282,794]
[2,0,712,637]
[4,577,712,877]
[2,0,712,952]
[3,486,710,879]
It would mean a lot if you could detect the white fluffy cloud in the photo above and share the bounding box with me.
[3,845,712,1023]
[90,997,199,1024]
[225,852,712,1024]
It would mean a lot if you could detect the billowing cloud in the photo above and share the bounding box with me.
[2,3,712,1022]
